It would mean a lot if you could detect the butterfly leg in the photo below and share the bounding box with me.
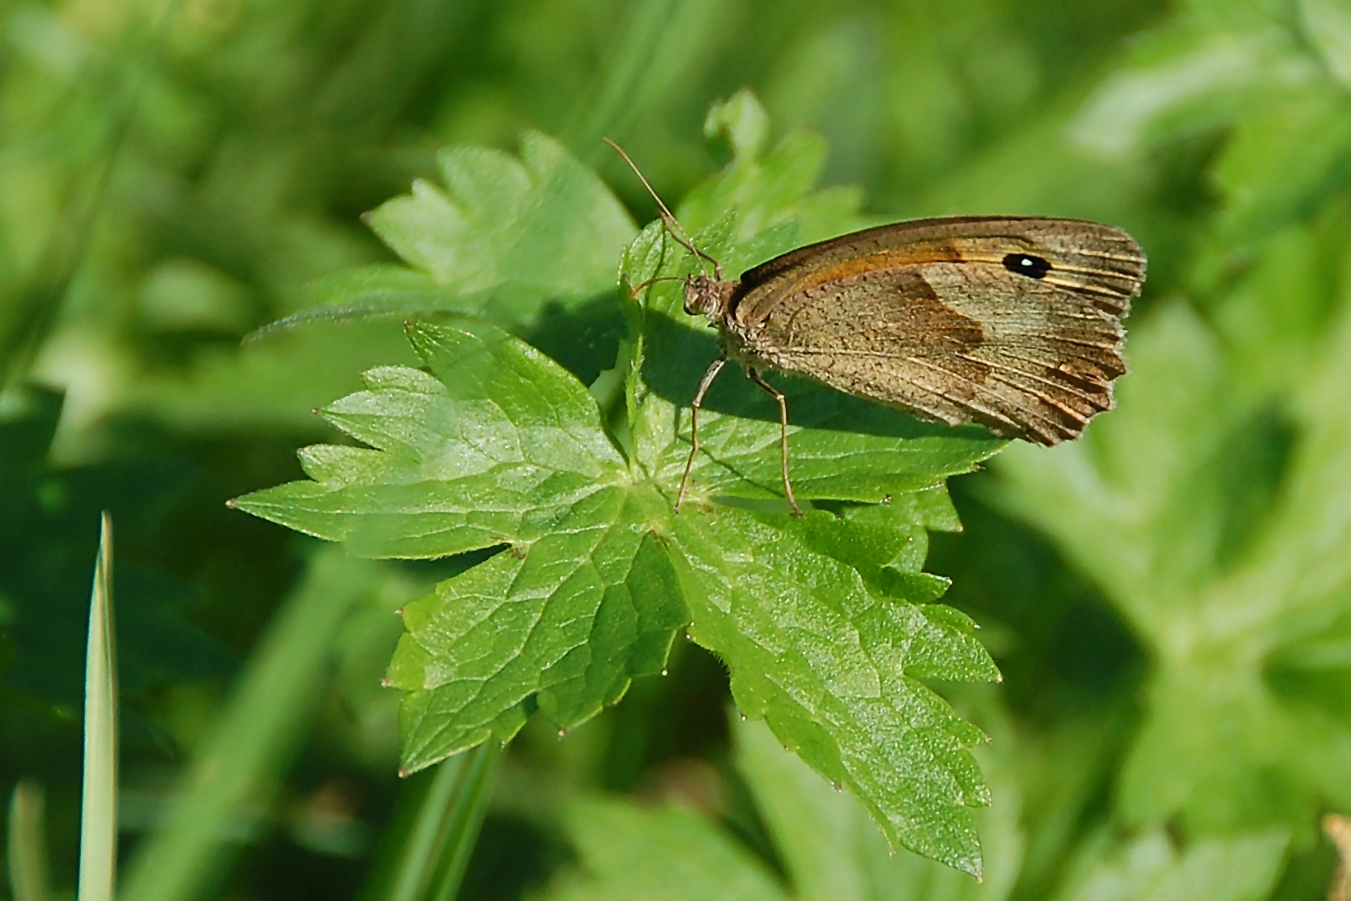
[746,368,803,517]
[676,356,728,513]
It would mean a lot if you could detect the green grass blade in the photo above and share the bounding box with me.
[427,742,502,901]
[78,511,117,901]
[8,780,51,901]
[386,756,470,901]
[380,742,503,901]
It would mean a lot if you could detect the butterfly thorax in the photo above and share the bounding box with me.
[683,275,740,324]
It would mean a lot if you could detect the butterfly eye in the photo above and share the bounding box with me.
[1002,253,1052,279]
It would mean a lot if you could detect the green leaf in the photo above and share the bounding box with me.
[672,509,995,875]
[389,519,686,769]
[704,88,772,161]
[673,92,863,252]
[233,321,629,557]
[235,320,690,769]
[341,132,635,323]
[255,265,460,335]
[235,113,1006,874]
[733,714,1025,901]
[1054,829,1288,901]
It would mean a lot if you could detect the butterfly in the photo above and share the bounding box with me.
[608,142,1146,515]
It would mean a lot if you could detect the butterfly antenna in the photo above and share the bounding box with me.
[628,275,685,298]
[603,138,722,279]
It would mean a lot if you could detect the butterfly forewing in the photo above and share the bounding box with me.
[722,217,1146,445]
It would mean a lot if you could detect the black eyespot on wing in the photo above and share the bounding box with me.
[1002,253,1052,279]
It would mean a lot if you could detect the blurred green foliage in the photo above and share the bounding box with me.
[3,0,1351,898]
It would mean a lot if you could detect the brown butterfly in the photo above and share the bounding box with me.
[608,142,1146,516]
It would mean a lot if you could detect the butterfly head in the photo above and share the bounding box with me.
[683,274,738,323]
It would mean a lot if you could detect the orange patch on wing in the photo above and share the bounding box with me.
[789,241,966,294]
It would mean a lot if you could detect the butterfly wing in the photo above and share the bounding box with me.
[726,217,1146,445]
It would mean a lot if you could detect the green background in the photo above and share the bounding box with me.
[3,0,1351,898]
